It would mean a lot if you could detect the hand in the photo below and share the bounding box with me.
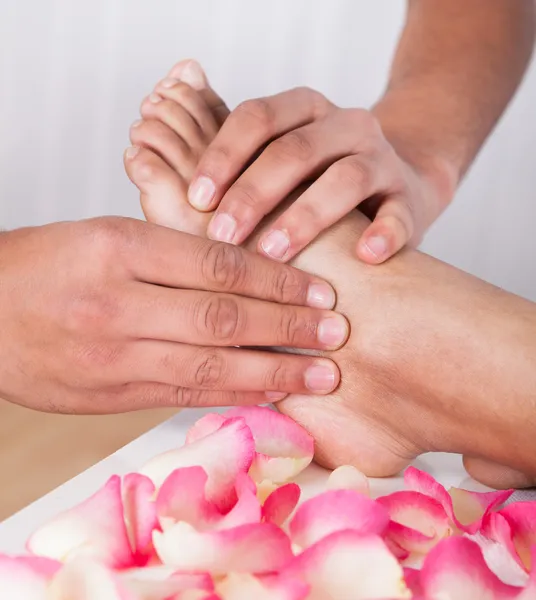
[187,87,454,264]
[0,217,347,414]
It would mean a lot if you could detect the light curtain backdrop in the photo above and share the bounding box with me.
[1,0,535,300]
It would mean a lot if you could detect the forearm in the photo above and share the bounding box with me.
[372,0,536,199]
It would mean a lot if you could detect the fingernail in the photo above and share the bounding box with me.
[161,77,179,88]
[179,60,206,90]
[149,93,163,104]
[188,176,215,210]
[305,363,337,393]
[265,391,288,401]
[131,119,143,129]
[261,230,290,260]
[125,146,140,160]
[364,236,388,259]
[317,316,349,348]
[307,283,336,309]
[209,213,237,243]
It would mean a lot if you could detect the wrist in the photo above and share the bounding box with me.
[371,94,460,213]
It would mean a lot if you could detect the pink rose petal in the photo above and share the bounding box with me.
[498,501,536,572]
[263,483,301,527]
[153,521,293,575]
[377,490,451,555]
[121,566,214,599]
[283,531,410,599]
[27,475,134,569]
[185,413,228,444]
[122,473,158,565]
[156,467,260,532]
[404,466,511,533]
[225,406,314,483]
[326,464,370,496]
[142,418,255,511]
[289,489,389,549]
[0,554,60,599]
[420,537,522,599]
[216,572,309,600]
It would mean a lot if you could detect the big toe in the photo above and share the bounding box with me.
[124,145,210,236]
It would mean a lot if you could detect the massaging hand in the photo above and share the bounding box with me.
[0,217,347,414]
[187,87,453,264]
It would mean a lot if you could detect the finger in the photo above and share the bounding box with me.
[128,225,337,309]
[123,146,208,235]
[129,119,196,182]
[188,87,331,212]
[154,78,220,140]
[81,382,269,413]
[356,194,414,264]
[123,284,349,351]
[140,94,206,155]
[255,153,397,261]
[168,59,230,126]
[117,341,340,395]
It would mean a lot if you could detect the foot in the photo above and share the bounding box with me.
[123,68,535,488]
[124,59,228,235]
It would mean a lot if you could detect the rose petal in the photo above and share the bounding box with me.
[224,406,314,483]
[377,490,451,555]
[216,573,309,600]
[141,418,255,511]
[289,489,389,549]
[420,537,522,600]
[185,413,228,444]
[404,466,511,533]
[498,502,536,572]
[122,473,158,565]
[156,467,260,532]
[326,465,370,496]
[263,483,301,527]
[282,531,410,599]
[27,475,134,569]
[121,566,214,599]
[0,554,60,599]
[153,521,293,575]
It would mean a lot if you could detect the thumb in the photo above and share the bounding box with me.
[356,195,414,264]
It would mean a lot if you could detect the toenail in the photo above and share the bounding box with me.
[188,176,215,210]
[261,230,290,260]
[125,146,140,159]
[161,77,179,88]
[305,362,337,393]
[149,93,163,104]
[306,283,336,309]
[131,119,143,129]
[208,213,237,244]
[178,60,206,90]
[317,315,349,348]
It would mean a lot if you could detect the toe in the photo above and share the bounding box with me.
[124,145,210,236]
[463,455,536,489]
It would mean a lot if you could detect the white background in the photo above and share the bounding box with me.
[0,0,535,300]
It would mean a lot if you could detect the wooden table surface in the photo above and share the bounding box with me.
[0,400,178,520]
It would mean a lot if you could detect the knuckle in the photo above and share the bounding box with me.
[272,267,305,304]
[171,81,196,102]
[175,387,204,408]
[270,130,314,162]
[297,86,331,118]
[235,98,275,133]
[278,308,315,346]
[67,291,119,333]
[74,341,123,371]
[200,241,248,292]
[329,157,373,192]
[197,294,242,343]
[84,217,135,258]
[265,359,293,391]
[192,349,227,389]
[202,144,233,174]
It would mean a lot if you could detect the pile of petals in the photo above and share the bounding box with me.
[3,405,536,599]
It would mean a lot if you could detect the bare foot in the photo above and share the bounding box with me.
[123,67,536,488]
[124,59,227,235]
